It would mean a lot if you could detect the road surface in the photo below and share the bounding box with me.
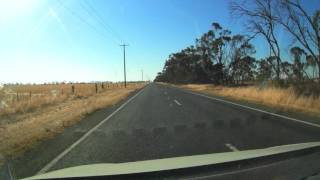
[3,83,320,179]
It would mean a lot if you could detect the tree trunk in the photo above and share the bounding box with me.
[318,47,320,83]
[318,61,320,84]
[276,56,281,82]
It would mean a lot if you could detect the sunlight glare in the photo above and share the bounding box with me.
[0,0,36,22]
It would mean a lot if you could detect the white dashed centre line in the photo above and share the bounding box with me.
[174,99,182,106]
[225,143,239,152]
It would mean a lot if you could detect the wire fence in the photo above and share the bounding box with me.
[0,82,145,116]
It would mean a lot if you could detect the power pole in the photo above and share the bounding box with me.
[141,69,143,82]
[120,44,129,88]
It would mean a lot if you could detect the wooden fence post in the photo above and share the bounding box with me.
[95,83,98,93]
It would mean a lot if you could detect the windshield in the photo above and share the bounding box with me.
[0,0,320,179]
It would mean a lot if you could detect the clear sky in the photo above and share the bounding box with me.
[0,0,319,83]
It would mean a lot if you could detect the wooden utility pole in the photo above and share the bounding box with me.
[141,69,143,82]
[120,44,129,88]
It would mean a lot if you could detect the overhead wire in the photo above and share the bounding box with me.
[57,0,118,44]
[80,0,124,44]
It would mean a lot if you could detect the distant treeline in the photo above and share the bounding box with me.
[155,0,320,88]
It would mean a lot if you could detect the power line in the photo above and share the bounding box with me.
[57,0,116,43]
[79,0,120,43]
[83,0,123,42]
[58,0,129,85]
[80,0,123,44]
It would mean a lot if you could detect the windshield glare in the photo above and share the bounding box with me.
[0,0,320,179]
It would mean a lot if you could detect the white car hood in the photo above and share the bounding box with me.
[23,142,320,180]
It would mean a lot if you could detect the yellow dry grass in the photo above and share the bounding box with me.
[0,83,145,165]
[174,84,320,117]
[0,83,132,116]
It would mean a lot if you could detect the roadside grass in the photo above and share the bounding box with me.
[0,83,145,165]
[168,83,320,117]
[0,83,130,118]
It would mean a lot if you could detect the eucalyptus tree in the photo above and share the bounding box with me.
[277,0,320,81]
[230,0,282,81]
[290,46,309,81]
[228,34,256,84]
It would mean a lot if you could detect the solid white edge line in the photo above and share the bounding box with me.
[176,88,320,129]
[225,143,239,152]
[174,99,182,106]
[36,85,147,175]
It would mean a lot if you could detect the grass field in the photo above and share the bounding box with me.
[171,83,320,117]
[0,82,146,164]
[0,83,134,118]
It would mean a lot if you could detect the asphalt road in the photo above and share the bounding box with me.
[2,83,320,179]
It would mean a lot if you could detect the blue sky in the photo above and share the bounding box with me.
[0,0,319,83]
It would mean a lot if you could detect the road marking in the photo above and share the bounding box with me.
[225,143,239,152]
[36,86,147,175]
[181,89,320,129]
[174,99,182,106]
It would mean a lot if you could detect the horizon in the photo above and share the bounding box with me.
[0,0,319,84]
[0,80,148,85]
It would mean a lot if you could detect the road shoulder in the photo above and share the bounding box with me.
[0,87,144,179]
[160,83,320,127]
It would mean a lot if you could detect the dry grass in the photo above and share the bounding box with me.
[0,83,145,165]
[172,83,320,117]
[0,83,131,117]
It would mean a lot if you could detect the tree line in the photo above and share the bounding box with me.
[155,0,320,87]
